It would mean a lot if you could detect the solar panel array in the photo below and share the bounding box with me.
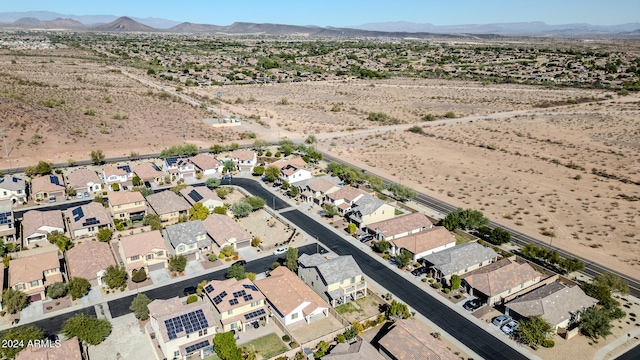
[243,284,258,291]
[229,298,238,306]
[205,285,214,293]
[212,291,228,305]
[185,339,210,355]
[164,309,208,340]
[12,177,19,183]
[0,212,12,225]
[72,207,84,222]
[82,217,100,227]
[117,165,131,173]
[244,309,266,321]
[243,294,253,302]
[233,290,246,298]
[166,156,188,167]
[188,190,203,203]
[49,175,60,185]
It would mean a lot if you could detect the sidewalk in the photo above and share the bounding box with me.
[594,326,640,360]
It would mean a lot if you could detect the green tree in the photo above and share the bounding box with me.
[131,268,147,283]
[189,202,210,220]
[252,139,271,151]
[103,265,128,289]
[138,186,154,197]
[210,144,225,154]
[344,326,358,340]
[170,183,187,194]
[387,183,416,202]
[205,177,221,188]
[47,230,73,252]
[143,214,162,231]
[281,181,290,190]
[279,139,295,156]
[224,160,235,173]
[245,196,266,211]
[252,166,265,176]
[305,135,317,145]
[451,274,461,290]
[489,227,511,245]
[227,264,246,280]
[213,332,243,360]
[67,277,90,299]
[516,315,553,346]
[289,186,300,197]
[63,313,112,345]
[97,228,113,242]
[594,273,630,295]
[24,161,53,177]
[169,255,187,273]
[196,280,209,296]
[442,212,460,231]
[0,326,45,359]
[264,165,280,182]
[132,175,141,186]
[579,306,613,339]
[322,203,339,218]
[374,240,391,253]
[213,206,227,215]
[314,340,330,358]
[285,247,299,272]
[385,300,411,320]
[46,282,68,299]
[216,187,230,199]
[231,202,253,218]
[159,144,199,158]
[520,243,544,259]
[90,149,105,164]
[2,288,27,314]
[561,257,585,274]
[396,249,413,268]
[130,293,152,320]
[458,208,489,230]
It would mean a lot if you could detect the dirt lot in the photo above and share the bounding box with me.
[238,209,294,250]
[335,296,384,323]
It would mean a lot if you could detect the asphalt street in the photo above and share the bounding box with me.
[616,344,640,360]
[14,307,96,337]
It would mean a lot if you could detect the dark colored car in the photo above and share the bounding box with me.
[233,260,247,267]
[411,267,429,276]
[463,298,483,311]
[360,235,374,243]
[183,286,197,296]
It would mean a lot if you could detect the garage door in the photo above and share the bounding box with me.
[308,312,326,324]
[148,262,166,272]
[236,240,251,249]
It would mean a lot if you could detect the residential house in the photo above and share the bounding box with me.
[421,242,498,284]
[389,226,456,261]
[65,202,112,239]
[506,282,598,331]
[102,165,132,188]
[108,191,147,222]
[116,230,169,276]
[254,266,328,326]
[65,240,117,287]
[230,150,257,172]
[365,212,433,241]
[65,168,102,195]
[162,156,196,179]
[377,319,459,360]
[272,157,311,184]
[0,176,27,204]
[323,340,385,360]
[348,194,396,228]
[163,220,212,256]
[179,186,224,213]
[133,162,166,186]
[203,278,270,332]
[324,185,367,215]
[21,209,64,247]
[0,205,16,243]
[298,254,367,307]
[9,249,61,302]
[202,214,252,250]
[297,176,341,204]
[146,191,191,225]
[189,153,223,176]
[31,174,65,202]
[15,337,82,360]
[461,258,541,305]
[147,297,216,360]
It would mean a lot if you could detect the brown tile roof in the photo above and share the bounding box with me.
[307,178,340,193]
[65,240,116,280]
[31,175,65,194]
[272,157,307,170]
[15,337,82,360]
[21,210,64,239]
[326,185,366,202]
[103,165,127,178]
[205,278,266,312]
[391,227,454,255]
[132,162,164,180]
[189,153,222,171]
[146,190,191,215]
[378,319,459,360]
[231,150,255,162]
[323,340,385,360]
[201,214,251,246]
[148,296,216,343]
[9,249,59,285]
[461,258,540,297]
[119,230,167,259]
[179,186,223,206]
[254,266,327,317]
[65,168,101,189]
[66,202,112,232]
[108,190,146,207]
[367,212,433,238]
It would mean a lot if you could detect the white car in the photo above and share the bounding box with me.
[501,320,519,336]
[273,247,289,255]
[492,315,511,327]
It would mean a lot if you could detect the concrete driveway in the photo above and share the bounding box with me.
[20,300,43,321]
[149,268,171,284]
[184,260,204,275]
[81,287,102,306]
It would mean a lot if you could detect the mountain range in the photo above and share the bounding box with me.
[1,11,639,37]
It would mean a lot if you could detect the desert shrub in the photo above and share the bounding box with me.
[221,245,235,257]
[542,339,555,348]
[282,334,291,342]
[444,288,451,294]
[131,268,147,283]
[186,295,198,304]
[444,111,456,118]
[46,282,67,299]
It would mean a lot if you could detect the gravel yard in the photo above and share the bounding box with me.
[239,209,294,251]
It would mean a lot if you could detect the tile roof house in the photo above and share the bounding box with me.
[377,319,459,360]
[146,190,191,225]
[189,153,223,176]
[203,278,270,332]
[180,186,224,213]
[390,226,456,262]
[9,249,61,302]
[65,202,112,239]
[421,242,499,284]
[0,176,27,203]
[506,282,598,331]
[324,185,367,215]
[323,340,385,360]
[115,230,169,275]
[298,254,367,307]
[298,176,341,204]
[229,150,257,172]
[15,337,82,360]
[0,204,16,243]
[108,191,147,222]
[461,258,541,305]
[348,194,396,228]
[65,168,102,194]
[102,165,132,185]
[163,220,212,256]
[162,156,196,179]
[133,162,166,185]
[31,175,65,202]
[364,212,433,241]
[147,297,216,360]
[21,209,64,248]
[254,266,328,326]
[65,240,117,287]
[271,157,312,184]
[201,214,252,250]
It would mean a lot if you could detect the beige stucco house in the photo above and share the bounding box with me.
[298,254,367,307]
[203,278,269,333]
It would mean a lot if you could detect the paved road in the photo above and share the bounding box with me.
[15,306,96,337]
[616,343,640,360]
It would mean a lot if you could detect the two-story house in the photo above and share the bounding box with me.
[347,194,396,229]
[162,156,196,179]
[102,165,132,187]
[421,242,499,285]
[132,162,166,186]
[108,191,147,222]
[389,226,456,262]
[364,212,433,241]
[202,214,252,251]
[229,150,257,172]
[65,240,117,287]
[255,266,328,326]
[163,220,212,256]
[203,278,270,333]
[146,191,191,225]
[179,186,224,213]
[9,249,61,302]
[66,202,112,239]
[324,185,367,215]
[378,319,459,360]
[272,157,311,185]
[31,175,65,202]
[189,153,223,176]
[21,209,64,248]
[298,254,367,307]
[146,297,216,360]
[65,168,102,195]
[298,176,341,204]
[115,230,169,276]
[0,176,27,204]
[0,205,16,243]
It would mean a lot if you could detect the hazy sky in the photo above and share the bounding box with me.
[3,0,638,26]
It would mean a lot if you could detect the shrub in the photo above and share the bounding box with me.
[186,295,198,304]
[444,111,456,118]
[336,333,346,343]
[131,268,147,283]
[221,245,235,257]
[444,288,451,294]
[46,282,67,299]
[542,339,555,348]
[251,237,261,247]
[282,334,291,342]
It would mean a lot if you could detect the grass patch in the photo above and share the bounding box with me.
[203,354,221,360]
[455,233,470,245]
[243,333,287,359]
[335,302,364,315]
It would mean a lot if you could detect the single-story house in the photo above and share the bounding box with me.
[365,212,433,241]
[66,202,112,239]
[202,214,252,250]
[377,319,459,360]
[390,226,456,261]
[65,240,117,287]
[21,209,64,247]
[421,242,499,284]
[31,174,65,202]
[163,220,212,256]
[179,186,224,213]
[189,153,223,176]
[65,168,102,194]
[461,258,541,305]
[146,191,191,225]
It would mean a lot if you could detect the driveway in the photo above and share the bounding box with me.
[20,300,43,321]
[81,287,103,306]
[184,260,204,275]
[148,268,171,284]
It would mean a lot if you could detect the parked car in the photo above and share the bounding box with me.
[359,235,374,243]
[233,260,247,267]
[492,315,512,327]
[356,232,369,241]
[77,193,83,199]
[411,267,429,276]
[463,298,483,311]
[84,192,90,198]
[222,174,232,180]
[273,247,289,256]
[183,286,197,296]
[49,195,56,203]
[501,320,519,336]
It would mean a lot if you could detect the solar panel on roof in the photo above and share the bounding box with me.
[185,340,210,355]
[117,165,131,173]
[229,299,238,306]
[242,284,258,291]
[233,290,246,298]
[188,189,203,203]
[49,175,60,185]
[219,291,227,299]
[12,177,18,183]
[72,207,84,222]
[243,294,253,301]
[204,285,214,293]
[244,309,266,321]
[164,309,208,340]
